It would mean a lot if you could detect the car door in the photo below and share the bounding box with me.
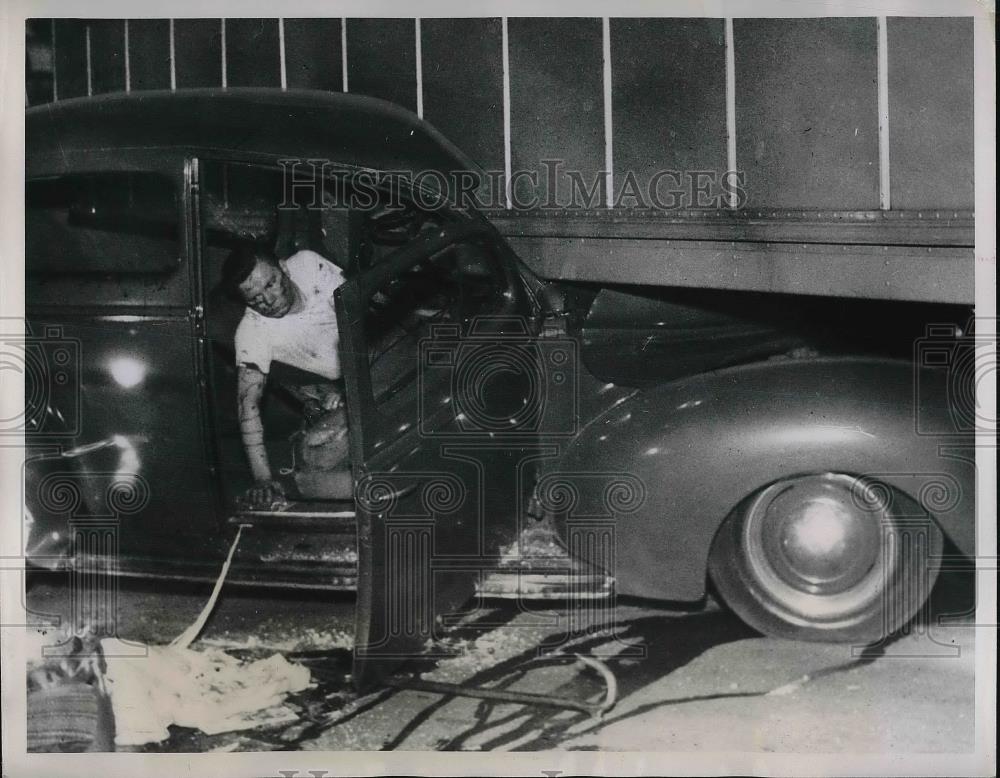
[336,216,561,688]
[23,161,219,568]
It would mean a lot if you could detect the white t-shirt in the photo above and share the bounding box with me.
[234,250,345,381]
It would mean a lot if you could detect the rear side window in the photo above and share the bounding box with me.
[26,172,187,308]
[27,173,180,275]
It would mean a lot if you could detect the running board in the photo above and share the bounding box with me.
[229,506,356,533]
[64,554,358,591]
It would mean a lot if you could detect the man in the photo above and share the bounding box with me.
[222,242,346,508]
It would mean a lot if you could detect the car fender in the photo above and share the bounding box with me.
[549,356,975,601]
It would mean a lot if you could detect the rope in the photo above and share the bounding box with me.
[169,524,249,650]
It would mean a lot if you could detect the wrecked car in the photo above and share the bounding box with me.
[23,89,975,686]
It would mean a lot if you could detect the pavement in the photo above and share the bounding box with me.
[24,565,978,754]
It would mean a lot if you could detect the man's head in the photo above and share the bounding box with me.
[222,243,296,318]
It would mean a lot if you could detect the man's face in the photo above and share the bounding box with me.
[239,257,295,318]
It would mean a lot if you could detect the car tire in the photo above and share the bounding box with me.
[709,473,943,644]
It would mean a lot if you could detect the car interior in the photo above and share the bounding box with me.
[198,161,460,506]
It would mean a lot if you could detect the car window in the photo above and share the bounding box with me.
[365,238,509,407]
[25,171,187,309]
[26,173,180,275]
[199,160,440,278]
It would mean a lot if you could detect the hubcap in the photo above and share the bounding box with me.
[741,474,894,625]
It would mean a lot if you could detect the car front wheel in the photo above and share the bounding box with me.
[709,473,943,643]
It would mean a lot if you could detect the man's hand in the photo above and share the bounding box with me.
[322,388,343,412]
[242,479,287,510]
[297,383,342,422]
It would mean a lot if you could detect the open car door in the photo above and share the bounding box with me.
[336,218,552,689]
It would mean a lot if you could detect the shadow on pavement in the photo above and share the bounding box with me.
[408,559,976,752]
[421,606,757,751]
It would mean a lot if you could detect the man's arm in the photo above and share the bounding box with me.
[237,364,284,505]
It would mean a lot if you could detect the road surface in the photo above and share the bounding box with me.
[24,565,978,753]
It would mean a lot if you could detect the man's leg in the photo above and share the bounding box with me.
[292,384,352,500]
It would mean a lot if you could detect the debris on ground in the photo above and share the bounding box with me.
[25,624,114,752]
[496,521,574,569]
[26,626,115,753]
[26,528,362,753]
[100,641,312,746]
[480,520,613,599]
[260,540,358,564]
[94,525,320,747]
[199,626,354,653]
[766,674,812,697]
[420,624,547,683]
[27,681,115,753]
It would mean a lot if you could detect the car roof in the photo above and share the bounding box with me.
[26,88,481,176]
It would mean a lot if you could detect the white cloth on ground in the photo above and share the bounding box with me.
[100,641,312,746]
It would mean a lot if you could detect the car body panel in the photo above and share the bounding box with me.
[548,356,975,601]
[24,312,217,544]
[580,286,807,385]
[27,89,480,181]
